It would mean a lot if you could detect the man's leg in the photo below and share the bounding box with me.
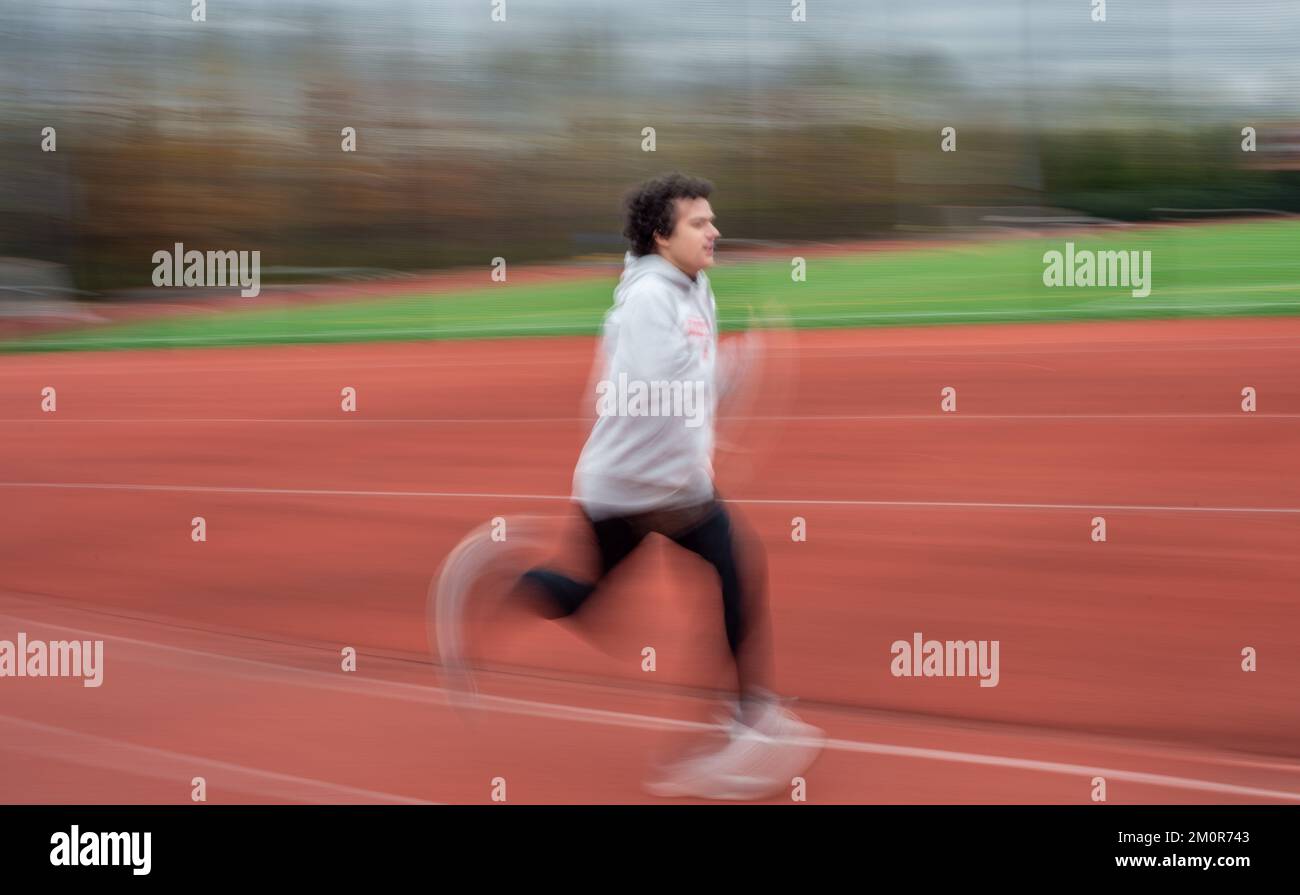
[641,500,823,798]
[665,501,776,725]
[512,511,645,620]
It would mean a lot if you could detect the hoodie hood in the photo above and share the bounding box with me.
[614,251,700,307]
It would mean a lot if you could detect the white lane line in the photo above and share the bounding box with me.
[1,413,1298,424]
[2,480,1298,515]
[3,610,1298,803]
[809,737,1300,802]
[6,301,1300,350]
[0,355,590,374]
[3,336,1300,376]
[0,715,438,805]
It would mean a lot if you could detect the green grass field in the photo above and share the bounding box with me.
[4,220,1299,353]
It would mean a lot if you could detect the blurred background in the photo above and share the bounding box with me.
[1,0,1297,297]
[2,1,1300,805]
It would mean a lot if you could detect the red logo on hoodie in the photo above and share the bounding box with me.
[686,316,710,359]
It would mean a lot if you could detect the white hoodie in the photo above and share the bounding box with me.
[573,251,729,519]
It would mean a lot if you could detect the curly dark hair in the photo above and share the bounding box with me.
[622,172,714,257]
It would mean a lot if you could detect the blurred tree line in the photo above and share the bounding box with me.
[2,4,1296,293]
[5,117,1294,294]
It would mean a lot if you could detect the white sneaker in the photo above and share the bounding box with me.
[644,701,825,800]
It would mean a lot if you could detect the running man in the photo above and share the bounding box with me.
[437,172,823,799]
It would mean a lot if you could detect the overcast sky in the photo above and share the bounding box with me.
[3,0,1297,117]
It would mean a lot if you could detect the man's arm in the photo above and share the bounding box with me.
[716,329,763,406]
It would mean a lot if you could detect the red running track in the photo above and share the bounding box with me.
[1,316,1298,803]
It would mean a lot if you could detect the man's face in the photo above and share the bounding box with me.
[654,197,719,279]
